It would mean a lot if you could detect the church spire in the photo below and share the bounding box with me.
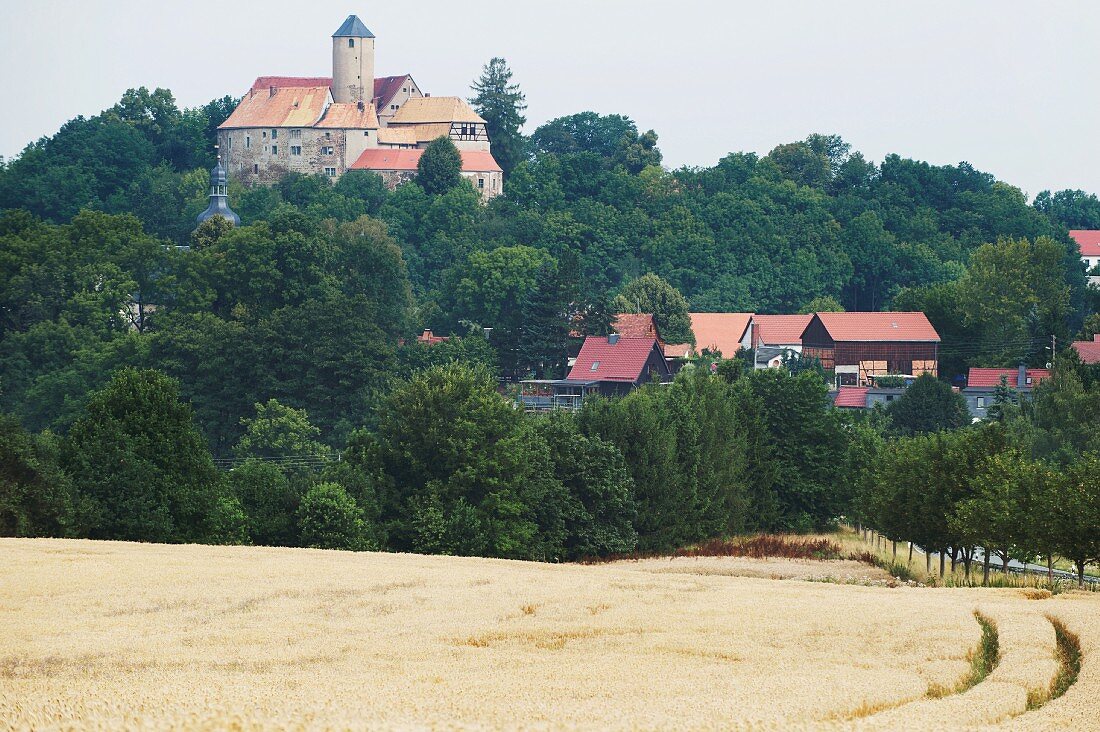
[196,148,240,226]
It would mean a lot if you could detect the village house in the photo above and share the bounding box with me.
[217,15,502,199]
[963,366,1050,419]
[1070,230,1100,287]
[518,335,671,411]
[800,312,940,387]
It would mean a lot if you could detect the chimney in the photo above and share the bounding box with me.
[608,333,620,345]
[1017,363,1027,389]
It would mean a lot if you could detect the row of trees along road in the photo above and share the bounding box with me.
[851,357,1100,586]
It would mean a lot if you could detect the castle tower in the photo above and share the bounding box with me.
[196,154,240,226]
[332,15,375,104]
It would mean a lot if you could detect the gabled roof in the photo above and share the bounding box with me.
[351,148,503,173]
[967,368,1051,388]
[1072,335,1100,364]
[390,96,486,124]
[1070,230,1100,257]
[834,388,868,408]
[753,314,813,346]
[809,312,940,343]
[219,85,331,129]
[333,15,375,38]
[314,102,379,129]
[374,75,412,111]
[612,313,661,341]
[689,313,753,358]
[567,336,665,382]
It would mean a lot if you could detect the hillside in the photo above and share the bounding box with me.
[2,539,1097,730]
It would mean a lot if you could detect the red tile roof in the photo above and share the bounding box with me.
[834,388,868,408]
[612,313,661,340]
[689,313,753,358]
[967,368,1051,388]
[251,76,333,90]
[351,149,503,173]
[812,312,940,342]
[1070,230,1100,257]
[753,314,813,346]
[1072,335,1100,364]
[219,85,331,129]
[416,329,449,346]
[663,343,692,359]
[567,336,661,382]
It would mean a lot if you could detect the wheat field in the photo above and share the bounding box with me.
[1,539,1097,730]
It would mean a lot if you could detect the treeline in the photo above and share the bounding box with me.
[1,361,860,556]
[2,79,1099,380]
[851,356,1100,585]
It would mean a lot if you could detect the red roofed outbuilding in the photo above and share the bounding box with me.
[801,312,940,386]
[350,148,503,199]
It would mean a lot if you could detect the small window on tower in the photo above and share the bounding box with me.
[348,38,355,48]
[245,136,251,149]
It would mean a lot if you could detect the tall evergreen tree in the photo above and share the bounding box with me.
[469,57,527,177]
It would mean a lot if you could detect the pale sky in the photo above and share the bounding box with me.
[3,1,1099,198]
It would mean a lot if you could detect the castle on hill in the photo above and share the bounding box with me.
[218,15,503,199]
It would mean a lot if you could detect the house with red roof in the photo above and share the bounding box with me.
[1070,230,1100,273]
[800,312,940,386]
[962,366,1050,419]
[517,335,671,410]
[1072,334,1100,364]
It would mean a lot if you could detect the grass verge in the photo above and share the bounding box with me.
[1026,616,1082,710]
[926,611,999,698]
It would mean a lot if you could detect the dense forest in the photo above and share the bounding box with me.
[1,63,1099,568]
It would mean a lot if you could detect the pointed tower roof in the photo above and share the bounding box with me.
[332,15,374,38]
[196,156,240,226]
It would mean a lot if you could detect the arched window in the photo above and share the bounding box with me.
[348,38,355,48]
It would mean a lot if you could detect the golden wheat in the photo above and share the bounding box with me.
[0,539,1097,730]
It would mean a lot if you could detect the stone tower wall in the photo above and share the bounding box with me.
[332,35,375,103]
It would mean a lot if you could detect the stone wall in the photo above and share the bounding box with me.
[219,127,351,185]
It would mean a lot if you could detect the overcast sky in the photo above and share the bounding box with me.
[3,1,1098,197]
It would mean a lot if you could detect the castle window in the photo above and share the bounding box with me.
[391,104,396,110]
[245,136,251,149]
[478,178,485,189]
[348,38,355,48]
[290,129,301,139]
[271,129,278,139]
[271,145,278,156]
[262,131,267,138]
[290,146,302,156]
[402,87,408,92]
[322,146,334,155]
[364,130,370,136]
[977,397,986,409]
[253,164,259,173]
[227,137,232,150]
[325,167,337,177]
[325,132,331,139]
